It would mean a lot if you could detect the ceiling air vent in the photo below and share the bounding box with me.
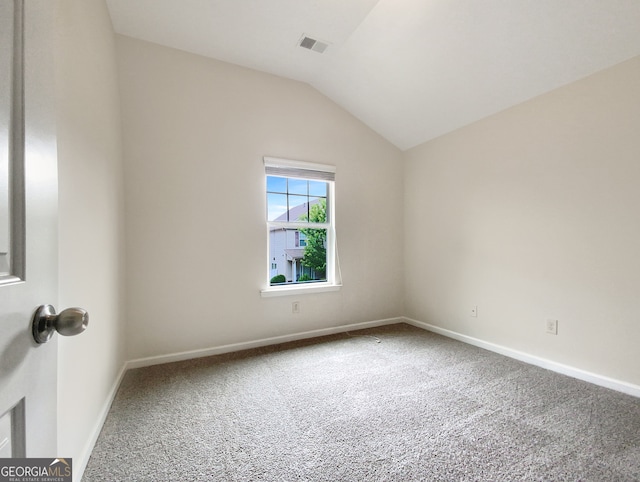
[298,35,329,54]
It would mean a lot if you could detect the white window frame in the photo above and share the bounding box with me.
[261,157,340,297]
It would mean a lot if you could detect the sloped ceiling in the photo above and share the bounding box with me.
[106,0,640,150]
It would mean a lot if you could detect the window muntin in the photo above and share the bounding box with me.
[266,176,327,224]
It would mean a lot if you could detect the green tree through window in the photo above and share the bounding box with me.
[300,199,327,279]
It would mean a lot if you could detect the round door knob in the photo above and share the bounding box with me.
[31,305,89,344]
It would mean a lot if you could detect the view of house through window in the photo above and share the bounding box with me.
[267,176,328,285]
[265,158,335,288]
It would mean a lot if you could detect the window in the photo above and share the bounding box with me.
[262,157,339,296]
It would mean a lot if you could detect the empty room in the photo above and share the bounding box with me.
[1,0,639,481]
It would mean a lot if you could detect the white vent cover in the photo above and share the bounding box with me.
[298,35,329,54]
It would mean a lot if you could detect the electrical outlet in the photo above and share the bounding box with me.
[546,319,558,335]
[292,301,300,314]
[471,306,478,317]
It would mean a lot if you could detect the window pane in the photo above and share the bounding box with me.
[298,228,327,282]
[268,227,327,285]
[266,176,287,194]
[308,180,327,197]
[288,178,307,195]
[307,198,326,224]
[288,195,308,221]
[267,193,288,221]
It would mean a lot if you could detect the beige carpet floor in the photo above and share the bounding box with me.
[83,323,640,481]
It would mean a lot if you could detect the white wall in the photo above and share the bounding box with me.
[404,56,640,386]
[54,0,126,476]
[115,36,404,360]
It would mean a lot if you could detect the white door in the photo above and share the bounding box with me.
[0,0,59,457]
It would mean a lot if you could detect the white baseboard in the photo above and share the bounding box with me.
[403,317,640,398]
[75,363,128,482]
[126,317,403,370]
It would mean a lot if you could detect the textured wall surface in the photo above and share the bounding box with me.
[405,56,640,386]
[55,0,126,476]
[116,35,404,360]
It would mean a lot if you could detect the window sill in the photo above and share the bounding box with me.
[260,283,342,298]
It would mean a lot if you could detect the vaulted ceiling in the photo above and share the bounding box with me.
[106,0,640,150]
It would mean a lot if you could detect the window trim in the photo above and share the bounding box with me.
[261,157,340,297]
